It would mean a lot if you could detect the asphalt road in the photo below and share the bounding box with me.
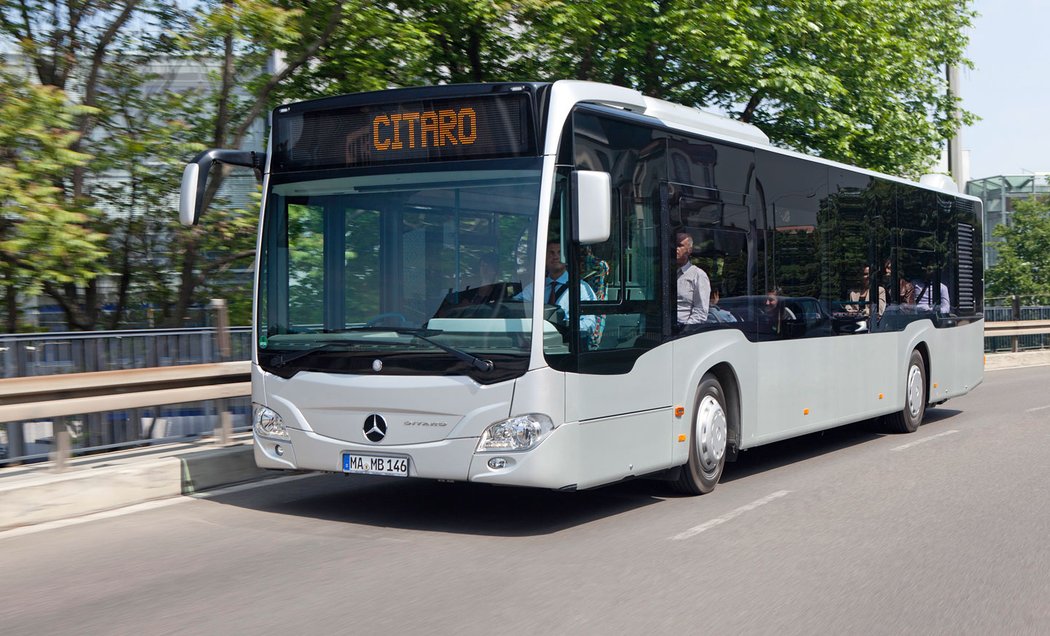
[3,365,1049,635]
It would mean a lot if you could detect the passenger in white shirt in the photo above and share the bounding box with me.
[675,232,710,330]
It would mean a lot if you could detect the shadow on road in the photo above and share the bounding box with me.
[204,473,670,537]
[203,407,965,536]
[720,406,964,484]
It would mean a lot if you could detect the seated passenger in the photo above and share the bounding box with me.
[847,265,886,316]
[706,289,737,323]
[910,269,950,314]
[758,287,796,337]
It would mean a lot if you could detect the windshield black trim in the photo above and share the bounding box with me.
[259,349,527,384]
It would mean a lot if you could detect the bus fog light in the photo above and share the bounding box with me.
[274,444,284,457]
[477,414,555,452]
[488,457,508,469]
[253,403,289,441]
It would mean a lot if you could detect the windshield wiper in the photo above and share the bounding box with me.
[275,326,494,372]
[341,326,494,372]
[269,342,354,369]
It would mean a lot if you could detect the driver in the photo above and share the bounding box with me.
[517,240,596,333]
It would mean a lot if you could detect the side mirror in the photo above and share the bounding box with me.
[572,170,611,244]
[179,149,265,226]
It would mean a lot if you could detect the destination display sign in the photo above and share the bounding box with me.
[273,93,536,172]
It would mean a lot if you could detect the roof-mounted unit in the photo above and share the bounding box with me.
[641,96,770,146]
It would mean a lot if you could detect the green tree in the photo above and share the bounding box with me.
[514,0,975,177]
[985,196,1050,304]
[164,0,352,326]
[90,57,229,328]
[0,70,106,331]
[1,0,180,329]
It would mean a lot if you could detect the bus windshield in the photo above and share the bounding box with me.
[257,158,543,382]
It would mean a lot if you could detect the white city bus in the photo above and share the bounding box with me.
[180,81,983,494]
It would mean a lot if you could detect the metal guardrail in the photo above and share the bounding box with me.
[0,326,252,378]
[0,362,250,469]
[984,320,1050,337]
[984,319,1050,353]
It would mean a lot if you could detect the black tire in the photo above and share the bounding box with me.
[885,349,927,434]
[673,374,728,495]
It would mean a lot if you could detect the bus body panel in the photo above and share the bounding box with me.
[467,422,581,489]
[565,347,675,486]
[751,332,900,443]
[919,319,985,403]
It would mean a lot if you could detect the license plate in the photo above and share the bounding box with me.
[342,453,409,477]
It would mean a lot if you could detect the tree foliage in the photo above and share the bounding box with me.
[0,0,182,329]
[0,70,107,330]
[514,0,975,176]
[985,196,1050,304]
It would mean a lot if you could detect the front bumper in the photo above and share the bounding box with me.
[254,422,582,490]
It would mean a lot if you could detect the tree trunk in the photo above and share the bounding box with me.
[108,229,133,330]
[740,91,763,123]
[4,278,18,333]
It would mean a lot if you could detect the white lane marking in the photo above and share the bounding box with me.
[1026,405,1050,413]
[0,473,317,541]
[671,490,791,541]
[890,429,959,452]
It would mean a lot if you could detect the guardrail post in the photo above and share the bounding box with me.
[215,398,233,447]
[211,299,231,362]
[1012,295,1021,352]
[1,338,13,378]
[5,422,26,464]
[51,417,71,473]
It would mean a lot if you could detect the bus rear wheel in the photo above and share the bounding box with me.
[673,374,727,495]
[885,349,926,434]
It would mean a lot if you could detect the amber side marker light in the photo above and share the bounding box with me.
[678,434,687,442]
[878,393,884,400]
[803,408,810,415]
[674,406,685,417]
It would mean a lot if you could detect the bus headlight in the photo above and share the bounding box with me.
[477,414,555,452]
[253,403,289,440]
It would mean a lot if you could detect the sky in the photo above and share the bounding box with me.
[961,0,1050,179]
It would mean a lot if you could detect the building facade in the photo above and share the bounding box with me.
[966,174,1050,268]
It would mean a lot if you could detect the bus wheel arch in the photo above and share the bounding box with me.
[708,362,741,456]
[673,364,738,495]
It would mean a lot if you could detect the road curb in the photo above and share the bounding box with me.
[985,350,1050,370]
[180,445,270,494]
[0,441,272,531]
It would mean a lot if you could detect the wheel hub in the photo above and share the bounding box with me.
[696,395,727,472]
[907,365,924,419]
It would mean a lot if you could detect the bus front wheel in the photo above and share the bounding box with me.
[885,349,926,434]
[673,374,728,495]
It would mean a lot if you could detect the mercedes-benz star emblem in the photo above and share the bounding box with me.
[364,414,387,442]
